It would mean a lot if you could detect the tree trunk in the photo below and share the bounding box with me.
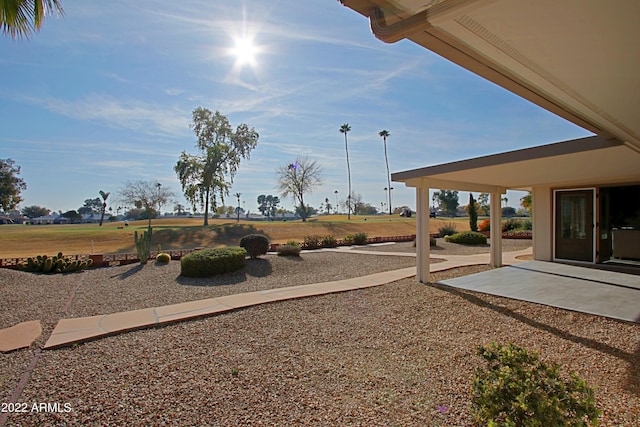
[204,187,210,226]
[99,203,106,226]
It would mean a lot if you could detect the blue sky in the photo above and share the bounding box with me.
[0,0,592,216]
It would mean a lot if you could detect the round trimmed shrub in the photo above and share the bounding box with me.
[180,247,247,277]
[444,231,487,244]
[239,234,270,259]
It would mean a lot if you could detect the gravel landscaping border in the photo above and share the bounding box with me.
[3,241,639,426]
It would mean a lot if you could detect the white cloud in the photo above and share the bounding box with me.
[21,94,191,138]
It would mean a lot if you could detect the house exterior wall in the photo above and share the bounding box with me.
[532,185,553,261]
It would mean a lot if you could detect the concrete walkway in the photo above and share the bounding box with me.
[42,247,532,350]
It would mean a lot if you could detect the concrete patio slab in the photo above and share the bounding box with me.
[0,320,42,353]
[438,261,640,323]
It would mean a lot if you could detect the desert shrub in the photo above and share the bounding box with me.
[303,235,322,250]
[438,222,458,238]
[472,342,600,427]
[502,218,522,232]
[444,231,487,244]
[413,238,437,247]
[321,235,338,248]
[352,232,368,245]
[239,234,270,259]
[343,234,355,245]
[276,245,301,257]
[285,240,301,247]
[17,252,92,274]
[521,219,532,230]
[478,219,491,232]
[156,253,171,263]
[180,247,247,277]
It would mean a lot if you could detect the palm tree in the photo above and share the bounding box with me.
[379,130,391,214]
[98,190,110,227]
[339,123,352,220]
[235,192,242,222]
[1,0,64,39]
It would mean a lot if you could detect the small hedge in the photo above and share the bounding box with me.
[180,247,247,277]
[444,231,487,245]
[239,234,270,259]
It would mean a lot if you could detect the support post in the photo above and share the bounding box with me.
[416,185,430,283]
[490,189,504,267]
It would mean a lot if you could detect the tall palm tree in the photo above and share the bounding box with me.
[235,192,242,222]
[339,123,352,220]
[98,190,109,227]
[379,130,391,214]
[1,0,64,39]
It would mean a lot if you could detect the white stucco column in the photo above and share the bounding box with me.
[416,185,430,283]
[490,189,504,267]
[532,186,552,261]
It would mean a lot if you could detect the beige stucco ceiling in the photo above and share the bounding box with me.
[341,0,640,151]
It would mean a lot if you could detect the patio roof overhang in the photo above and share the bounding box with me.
[391,135,640,192]
[339,0,640,153]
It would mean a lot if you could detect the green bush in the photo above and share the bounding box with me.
[522,219,532,231]
[276,244,301,257]
[438,222,458,237]
[180,247,247,277]
[444,231,487,244]
[352,232,368,245]
[472,342,600,427]
[343,234,355,245]
[303,235,322,249]
[239,234,270,259]
[321,235,338,248]
[502,218,522,232]
[285,240,301,247]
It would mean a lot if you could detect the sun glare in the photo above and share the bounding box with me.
[232,37,257,66]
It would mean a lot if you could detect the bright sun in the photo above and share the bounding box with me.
[232,37,257,66]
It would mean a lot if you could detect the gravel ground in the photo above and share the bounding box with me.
[3,242,640,426]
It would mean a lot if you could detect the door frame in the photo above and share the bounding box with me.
[553,188,596,263]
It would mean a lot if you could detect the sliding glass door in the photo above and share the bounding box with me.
[555,189,594,262]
